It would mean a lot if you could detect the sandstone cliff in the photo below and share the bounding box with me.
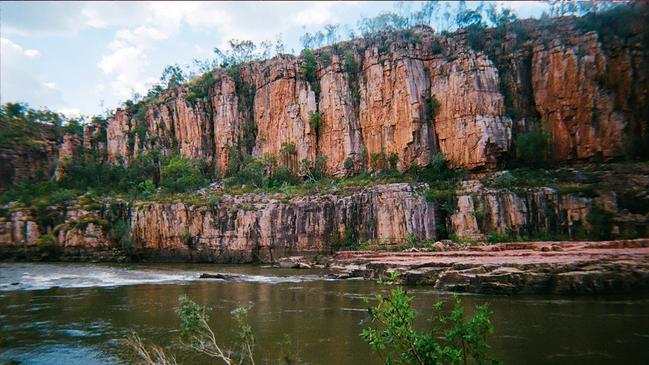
[2,167,648,262]
[3,10,648,188]
[63,10,647,177]
[0,184,437,262]
[2,8,649,264]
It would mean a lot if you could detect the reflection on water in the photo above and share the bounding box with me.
[1,263,648,364]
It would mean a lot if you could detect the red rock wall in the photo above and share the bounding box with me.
[34,11,649,182]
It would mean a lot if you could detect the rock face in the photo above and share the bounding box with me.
[251,56,318,168]
[1,171,648,265]
[212,74,246,174]
[359,48,434,171]
[0,183,438,262]
[531,31,626,160]
[2,9,649,274]
[129,183,436,261]
[318,55,363,175]
[106,108,132,164]
[0,209,40,246]
[429,49,512,169]
[3,11,649,190]
[163,92,213,162]
[37,12,644,179]
[0,126,60,191]
[90,29,518,175]
[450,169,649,241]
[55,209,113,249]
[54,134,80,180]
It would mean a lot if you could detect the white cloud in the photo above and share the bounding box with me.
[96,2,235,101]
[80,3,153,31]
[116,26,169,46]
[148,2,232,33]
[59,108,82,118]
[1,38,41,58]
[1,38,65,108]
[98,46,151,99]
[293,3,335,26]
[24,49,40,57]
[82,7,108,28]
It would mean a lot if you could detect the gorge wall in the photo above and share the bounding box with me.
[99,14,647,174]
[1,184,437,262]
[3,11,644,188]
[2,168,648,262]
[2,8,649,262]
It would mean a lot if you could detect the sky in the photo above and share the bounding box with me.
[0,1,548,118]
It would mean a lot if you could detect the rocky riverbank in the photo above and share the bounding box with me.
[324,239,649,295]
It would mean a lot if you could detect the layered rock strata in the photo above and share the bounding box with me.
[331,239,649,294]
[0,184,437,262]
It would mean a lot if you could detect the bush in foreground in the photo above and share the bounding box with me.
[361,274,499,365]
[124,283,497,365]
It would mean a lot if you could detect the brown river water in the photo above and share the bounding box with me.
[1,262,648,364]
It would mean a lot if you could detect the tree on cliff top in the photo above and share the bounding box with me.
[161,65,186,89]
[214,39,273,68]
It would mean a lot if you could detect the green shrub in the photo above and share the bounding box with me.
[361,286,498,365]
[125,295,258,365]
[309,111,323,136]
[472,206,486,220]
[108,218,133,251]
[343,52,357,75]
[493,171,517,188]
[557,183,597,197]
[300,49,320,98]
[425,95,440,125]
[486,231,512,244]
[467,23,487,51]
[352,88,361,105]
[431,39,443,54]
[449,233,478,245]
[239,159,266,188]
[62,118,84,136]
[299,156,327,183]
[587,205,613,240]
[131,180,156,200]
[401,232,435,250]
[186,72,216,103]
[160,156,209,193]
[207,195,220,209]
[270,166,299,187]
[1,102,63,150]
[36,233,60,257]
[388,153,399,170]
[343,157,355,175]
[429,153,447,173]
[513,128,551,168]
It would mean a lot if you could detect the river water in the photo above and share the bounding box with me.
[1,262,648,364]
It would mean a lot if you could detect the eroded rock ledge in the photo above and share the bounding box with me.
[330,239,649,295]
